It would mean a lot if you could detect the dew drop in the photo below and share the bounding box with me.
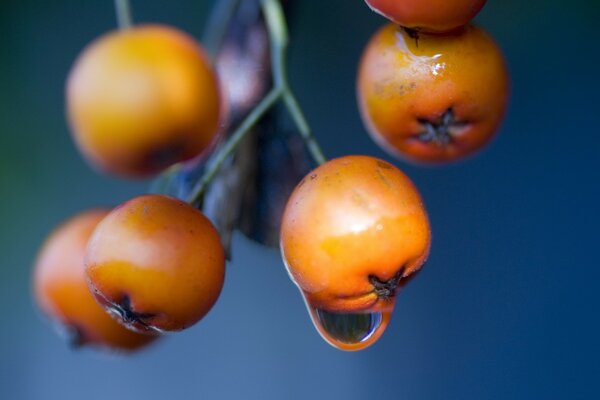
[304,298,393,351]
[316,309,382,342]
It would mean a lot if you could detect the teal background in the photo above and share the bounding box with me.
[1,0,599,398]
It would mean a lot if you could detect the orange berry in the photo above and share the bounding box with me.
[357,24,509,164]
[67,24,224,178]
[33,210,157,351]
[365,0,486,33]
[85,195,225,332]
[280,155,430,350]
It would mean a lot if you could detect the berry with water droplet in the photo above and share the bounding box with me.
[280,156,431,350]
[33,210,158,352]
[357,24,509,164]
[85,195,225,333]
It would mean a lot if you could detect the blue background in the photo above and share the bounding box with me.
[1,0,598,398]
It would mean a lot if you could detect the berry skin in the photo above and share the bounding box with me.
[85,195,225,333]
[357,24,509,164]
[67,24,224,178]
[33,210,157,351]
[280,155,431,314]
[364,0,487,33]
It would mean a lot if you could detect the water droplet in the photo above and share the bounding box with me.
[305,299,393,351]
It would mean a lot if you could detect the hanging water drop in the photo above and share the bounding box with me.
[316,309,382,342]
[305,299,394,351]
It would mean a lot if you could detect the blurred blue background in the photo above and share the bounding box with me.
[1,0,599,398]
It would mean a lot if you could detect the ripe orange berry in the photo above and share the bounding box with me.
[365,0,486,33]
[67,24,224,178]
[33,210,157,351]
[357,24,509,164]
[85,195,225,333]
[280,156,430,350]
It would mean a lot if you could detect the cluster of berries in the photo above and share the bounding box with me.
[34,25,228,351]
[33,0,507,353]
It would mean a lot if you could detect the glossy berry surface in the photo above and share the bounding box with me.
[33,210,157,351]
[67,24,224,178]
[85,195,225,332]
[365,0,486,33]
[357,24,509,164]
[281,155,430,307]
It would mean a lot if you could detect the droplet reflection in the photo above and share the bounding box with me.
[316,309,382,343]
[304,296,393,351]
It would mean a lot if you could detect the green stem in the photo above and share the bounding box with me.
[186,87,283,205]
[261,0,288,52]
[114,0,133,29]
[159,0,327,204]
[282,92,327,165]
[261,0,326,165]
[203,0,241,59]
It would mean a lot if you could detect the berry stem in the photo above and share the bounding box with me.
[160,0,327,203]
[114,0,133,30]
[261,0,327,166]
[187,87,284,205]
